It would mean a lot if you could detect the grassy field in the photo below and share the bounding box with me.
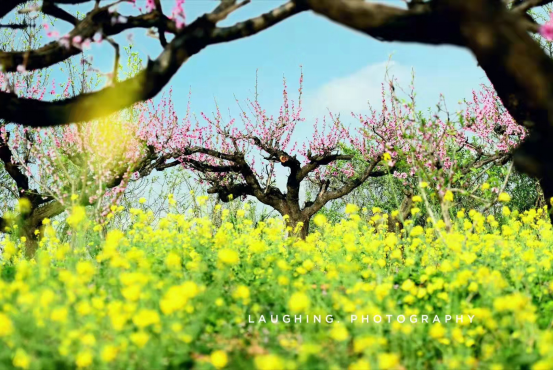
[0,204,552,369]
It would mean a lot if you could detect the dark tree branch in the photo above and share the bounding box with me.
[0,23,29,29]
[153,0,168,47]
[0,1,303,127]
[0,1,25,19]
[0,6,179,73]
[511,0,552,13]
[0,133,29,192]
[183,159,241,173]
[183,147,239,162]
[460,152,512,176]
[302,159,389,217]
[300,0,464,45]
[42,1,78,25]
[207,183,253,202]
[298,152,354,181]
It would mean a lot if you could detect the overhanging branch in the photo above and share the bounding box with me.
[0,1,304,127]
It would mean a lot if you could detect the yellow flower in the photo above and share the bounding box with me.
[330,324,349,341]
[412,195,422,203]
[288,292,310,313]
[444,190,454,202]
[139,197,147,204]
[410,225,424,237]
[401,279,416,291]
[197,195,209,206]
[76,350,93,368]
[71,194,79,201]
[130,331,150,348]
[101,345,118,363]
[419,182,429,188]
[254,355,284,370]
[50,307,68,323]
[349,359,371,370]
[383,152,391,161]
[133,309,161,328]
[302,259,314,271]
[17,198,31,214]
[378,353,400,369]
[12,349,30,369]
[233,285,251,303]
[67,206,86,227]
[313,214,327,227]
[345,204,359,214]
[481,183,490,190]
[211,350,228,369]
[498,192,511,202]
[165,252,182,270]
[76,261,95,282]
[429,323,446,339]
[218,249,239,265]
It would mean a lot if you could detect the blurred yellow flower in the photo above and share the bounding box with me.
[313,214,327,227]
[130,331,149,348]
[13,348,30,369]
[345,204,359,214]
[288,292,310,313]
[378,353,400,369]
[67,206,86,227]
[211,350,228,369]
[254,355,284,370]
[133,309,161,328]
[330,324,349,341]
[75,350,93,368]
[17,198,31,214]
[101,345,118,363]
[218,249,239,265]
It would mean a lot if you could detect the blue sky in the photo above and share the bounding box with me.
[52,0,488,124]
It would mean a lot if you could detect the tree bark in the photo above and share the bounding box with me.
[285,215,311,240]
[19,201,65,258]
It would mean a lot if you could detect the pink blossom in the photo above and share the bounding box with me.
[540,12,553,41]
[58,36,71,49]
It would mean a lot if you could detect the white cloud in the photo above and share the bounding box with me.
[304,61,411,120]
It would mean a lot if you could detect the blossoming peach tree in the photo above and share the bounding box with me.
[370,76,528,230]
[309,73,531,229]
[170,74,393,238]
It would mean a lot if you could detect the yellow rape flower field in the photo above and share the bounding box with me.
[0,205,552,370]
